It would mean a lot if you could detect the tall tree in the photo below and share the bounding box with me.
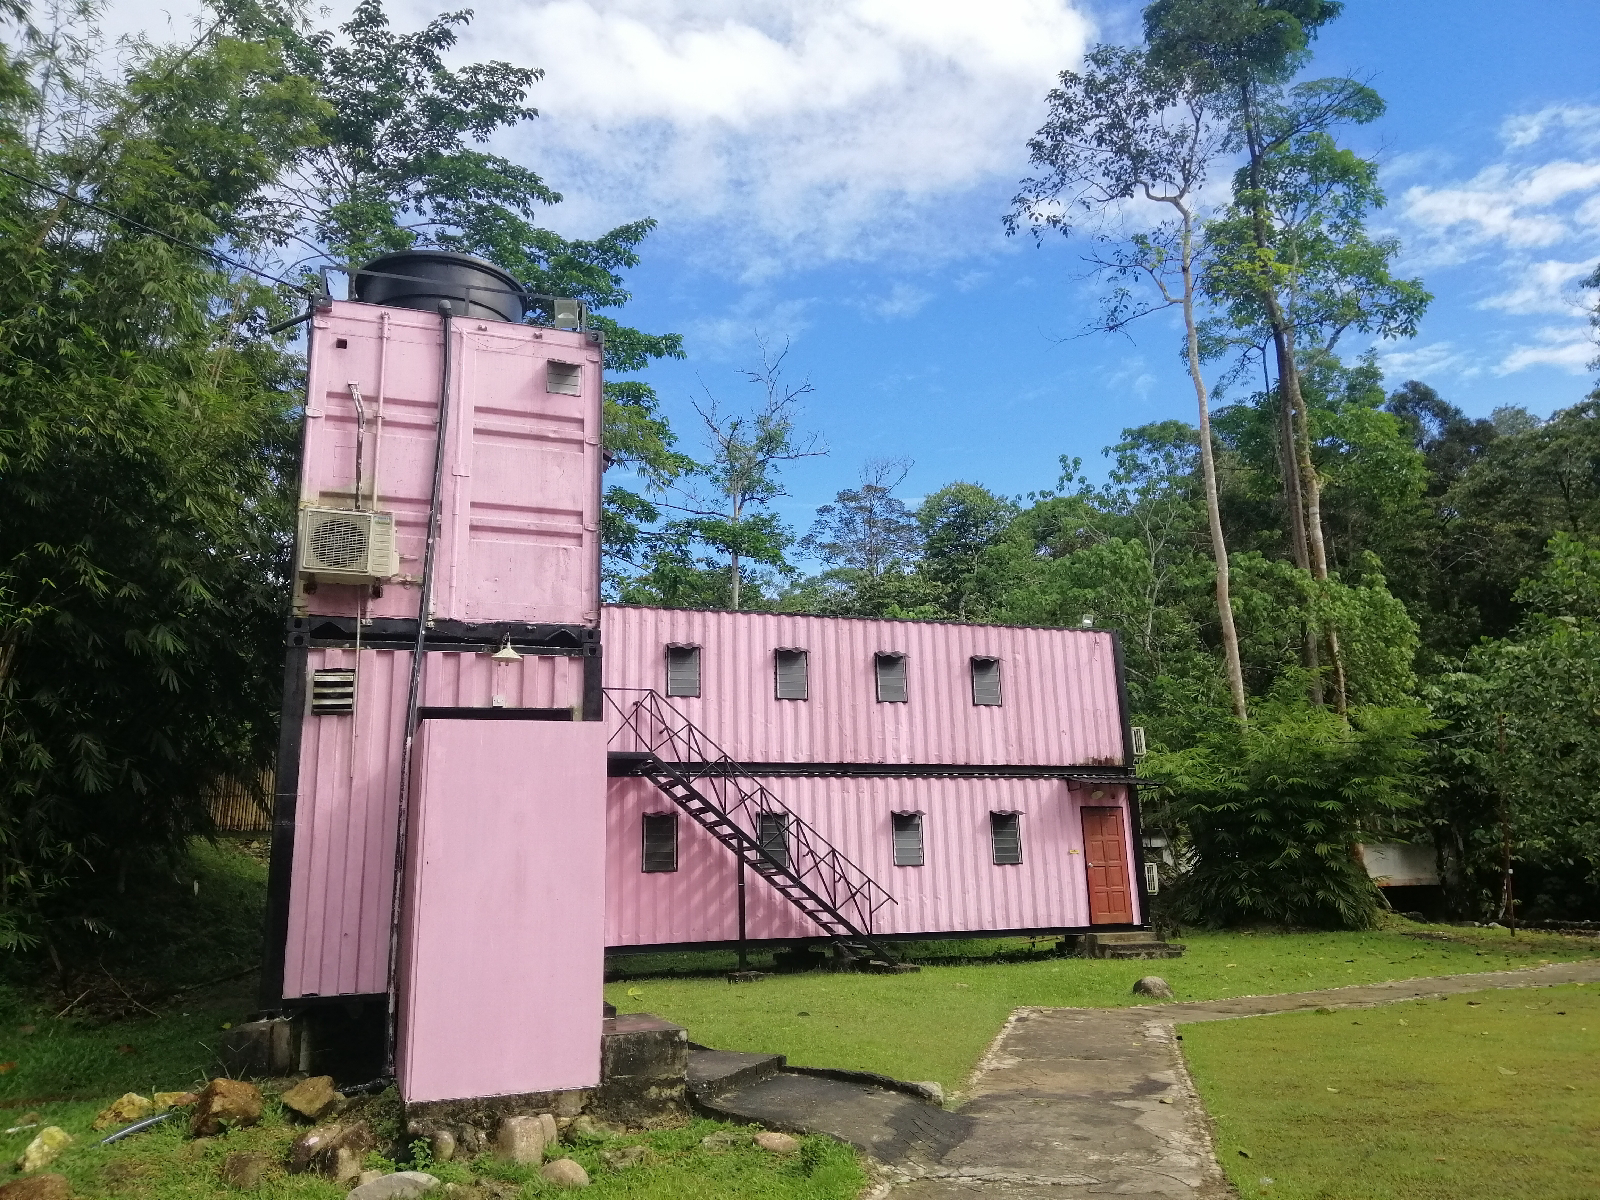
[261,0,688,498]
[1149,0,1410,711]
[916,482,1020,620]
[797,458,921,604]
[0,4,322,948]
[1009,43,1248,721]
[637,344,825,611]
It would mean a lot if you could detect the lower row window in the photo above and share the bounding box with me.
[638,810,1025,871]
[642,812,678,872]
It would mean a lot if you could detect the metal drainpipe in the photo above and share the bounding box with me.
[383,300,455,1078]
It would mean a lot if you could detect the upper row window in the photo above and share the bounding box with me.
[662,645,1004,706]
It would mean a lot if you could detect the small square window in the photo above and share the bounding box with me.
[990,812,1022,865]
[875,652,908,703]
[642,812,678,872]
[756,812,790,873]
[547,360,582,395]
[971,656,1002,706]
[665,645,700,697]
[775,648,808,700]
[892,812,924,867]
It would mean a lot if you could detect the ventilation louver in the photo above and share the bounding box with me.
[298,507,399,582]
[547,361,582,395]
[310,668,356,715]
[1144,861,1161,895]
[775,648,808,700]
[1130,726,1148,757]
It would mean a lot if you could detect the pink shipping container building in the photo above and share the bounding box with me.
[263,250,1150,1111]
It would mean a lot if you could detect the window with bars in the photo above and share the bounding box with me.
[775,648,808,700]
[665,645,701,697]
[875,652,908,703]
[892,812,924,867]
[971,656,1002,706]
[990,812,1022,865]
[756,812,790,872]
[641,813,678,872]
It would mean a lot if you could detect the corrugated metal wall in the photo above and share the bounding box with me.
[605,776,1138,946]
[282,648,587,999]
[601,606,1126,767]
[298,302,604,627]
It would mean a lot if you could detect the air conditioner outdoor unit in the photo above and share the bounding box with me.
[298,506,399,582]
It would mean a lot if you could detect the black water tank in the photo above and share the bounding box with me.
[352,249,527,323]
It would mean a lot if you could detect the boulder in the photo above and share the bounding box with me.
[427,1130,455,1163]
[279,1075,342,1122]
[153,1092,199,1111]
[754,1131,800,1155]
[565,1114,615,1143]
[0,1174,71,1200]
[16,1128,71,1173]
[287,1120,376,1183]
[538,1113,559,1147]
[92,1093,153,1131]
[219,1152,270,1189]
[912,1081,945,1105]
[347,1171,440,1200]
[699,1131,742,1151]
[190,1079,264,1137]
[539,1159,590,1188]
[1132,976,1174,1000]
[495,1115,547,1164]
[600,1145,648,1170]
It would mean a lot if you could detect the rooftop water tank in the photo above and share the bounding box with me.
[353,249,527,323]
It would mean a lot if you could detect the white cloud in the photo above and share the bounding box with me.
[1479,257,1600,316]
[1377,341,1476,380]
[681,293,815,359]
[858,282,934,319]
[1401,161,1600,252]
[1396,101,1600,382]
[430,0,1094,270]
[1497,325,1596,376]
[1500,103,1600,150]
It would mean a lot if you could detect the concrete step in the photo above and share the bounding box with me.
[1079,932,1187,960]
[687,1046,787,1100]
[1098,944,1187,960]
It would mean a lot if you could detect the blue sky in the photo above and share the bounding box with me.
[112,0,1600,544]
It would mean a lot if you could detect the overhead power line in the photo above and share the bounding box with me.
[0,162,313,294]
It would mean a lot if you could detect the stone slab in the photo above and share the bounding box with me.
[703,1072,971,1164]
[687,1048,787,1099]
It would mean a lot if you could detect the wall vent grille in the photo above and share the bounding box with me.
[310,668,356,715]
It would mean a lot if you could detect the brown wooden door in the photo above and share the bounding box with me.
[1081,806,1135,925]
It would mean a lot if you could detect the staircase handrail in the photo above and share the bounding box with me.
[603,687,896,932]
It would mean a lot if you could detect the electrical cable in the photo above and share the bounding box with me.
[383,299,455,1077]
[0,162,314,294]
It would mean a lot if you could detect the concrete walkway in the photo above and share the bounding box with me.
[877,960,1600,1199]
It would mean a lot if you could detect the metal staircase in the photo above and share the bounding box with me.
[604,688,899,963]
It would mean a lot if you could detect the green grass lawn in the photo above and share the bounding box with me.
[604,926,1600,1093]
[1180,982,1600,1200]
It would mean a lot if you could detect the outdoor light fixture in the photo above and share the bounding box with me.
[490,637,523,662]
[552,297,582,329]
